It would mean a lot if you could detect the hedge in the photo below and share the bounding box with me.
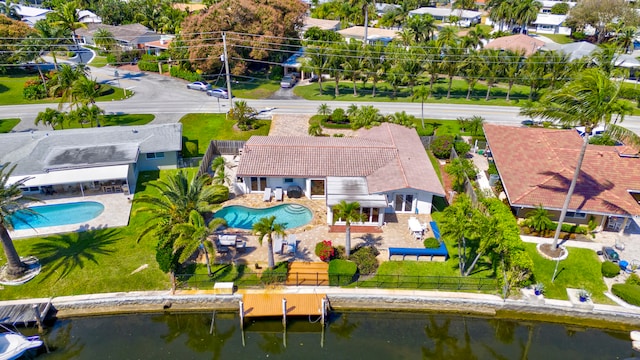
[612,283,640,306]
[349,246,379,275]
[423,237,440,249]
[431,135,454,159]
[328,259,357,286]
[170,67,201,82]
[601,261,620,278]
[260,261,288,284]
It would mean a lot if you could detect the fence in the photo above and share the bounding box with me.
[419,136,436,149]
[197,140,247,177]
[176,271,498,292]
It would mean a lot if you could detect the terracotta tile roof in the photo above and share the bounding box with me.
[484,124,640,216]
[237,123,445,196]
[484,34,545,57]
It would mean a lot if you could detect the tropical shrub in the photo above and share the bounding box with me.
[488,163,498,175]
[453,141,471,156]
[137,54,160,72]
[612,283,640,306]
[628,273,640,286]
[416,125,435,136]
[23,80,46,100]
[315,240,334,262]
[170,67,201,82]
[423,237,439,249]
[328,259,357,285]
[601,261,620,278]
[260,261,288,284]
[430,135,454,159]
[349,246,379,274]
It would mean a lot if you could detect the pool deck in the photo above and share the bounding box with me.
[10,193,132,239]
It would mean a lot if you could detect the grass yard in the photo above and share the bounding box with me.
[427,150,443,186]
[90,55,109,68]
[0,72,125,105]
[294,78,531,106]
[523,242,611,303]
[223,79,281,99]
[0,170,193,300]
[53,114,155,130]
[540,33,575,44]
[180,113,271,156]
[0,118,20,133]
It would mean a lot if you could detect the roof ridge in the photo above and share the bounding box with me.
[384,124,411,188]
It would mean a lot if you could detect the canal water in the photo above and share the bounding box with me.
[35,311,637,359]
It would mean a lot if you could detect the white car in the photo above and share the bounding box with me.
[206,88,230,99]
[186,81,211,91]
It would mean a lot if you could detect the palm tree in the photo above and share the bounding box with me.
[616,26,638,54]
[405,14,437,43]
[445,158,478,193]
[521,52,547,100]
[503,49,524,101]
[252,215,286,269]
[93,28,115,51]
[0,163,41,279]
[412,85,430,128]
[468,115,484,136]
[332,200,365,258]
[514,0,542,33]
[364,41,387,97]
[480,49,504,101]
[520,68,638,249]
[462,26,489,50]
[229,100,256,130]
[543,50,573,90]
[439,194,476,275]
[424,40,441,96]
[49,64,88,109]
[349,0,376,46]
[441,43,464,99]
[48,1,88,46]
[341,39,364,96]
[462,50,482,100]
[70,104,103,128]
[525,205,553,234]
[72,77,103,109]
[33,20,69,70]
[0,1,19,20]
[172,211,226,276]
[302,45,330,94]
[35,108,66,129]
[14,35,49,93]
[317,103,331,117]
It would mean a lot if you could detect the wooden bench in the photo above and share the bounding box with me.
[213,282,234,295]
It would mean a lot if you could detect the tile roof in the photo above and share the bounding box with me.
[485,34,545,57]
[237,123,445,196]
[484,124,640,216]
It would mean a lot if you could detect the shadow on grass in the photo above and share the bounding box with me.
[31,226,120,282]
[0,83,8,95]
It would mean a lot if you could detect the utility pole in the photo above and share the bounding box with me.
[222,32,233,110]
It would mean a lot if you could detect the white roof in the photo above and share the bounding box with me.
[409,7,481,19]
[10,165,129,187]
[541,1,576,8]
[14,4,50,17]
[534,14,567,26]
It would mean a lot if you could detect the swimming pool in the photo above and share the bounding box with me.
[214,204,313,230]
[9,201,105,230]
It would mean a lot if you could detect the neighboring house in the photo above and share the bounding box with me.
[484,34,545,56]
[337,26,399,44]
[408,7,482,27]
[76,23,160,50]
[533,14,570,35]
[2,2,51,26]
[143,36,174,56]
[375,3,400,17]
[302,17,341,32]
[484,124,640,231]
[235,123,445,226]
[1,123,181,196]
[540,1,576,14]
[77,10,101,24]
[544,42,640,73]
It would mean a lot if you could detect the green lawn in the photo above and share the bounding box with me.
[294,78,531,105]
[90,56,109,68]
[0,72,126,105]
[523,242,611,303]
[427,150,443,185]
[180,113,271,156]
[52,114,155,130]
[539,33,575,44]
[216,79,281,99]
[1,170,184,300]
[0,118,20,133]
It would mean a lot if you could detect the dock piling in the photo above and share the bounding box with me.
[32,304,44,333]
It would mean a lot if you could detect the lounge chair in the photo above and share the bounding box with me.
[263,187,272,202]
[274,187,283,201]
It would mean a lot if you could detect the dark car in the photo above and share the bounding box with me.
[602,246,620,263]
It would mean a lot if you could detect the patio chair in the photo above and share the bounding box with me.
[274,187,283,202]
[263,187,272,202]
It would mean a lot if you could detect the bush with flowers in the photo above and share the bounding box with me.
[315,240,335,262]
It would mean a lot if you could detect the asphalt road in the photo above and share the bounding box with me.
[3,65,640,134]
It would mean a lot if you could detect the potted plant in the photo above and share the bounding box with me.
[578,289,591,302]
[534,283,545,296]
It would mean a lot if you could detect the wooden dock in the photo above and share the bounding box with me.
[0,299,52,327]
[286,262,329,286]
[242,293,326,318]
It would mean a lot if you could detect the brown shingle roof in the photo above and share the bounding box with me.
[237,123,444,196]
[484,34,545,57]
[484,124,640,216]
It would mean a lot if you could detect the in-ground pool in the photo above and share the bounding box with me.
[9,201,105,230]
[214,204,313,229]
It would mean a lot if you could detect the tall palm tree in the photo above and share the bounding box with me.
[503,49,524,101]
[93,28,115,51]
[364,41,387,97]
[33,20,69,70]
[0,163,41,279]
[172,211,226,276]
[49,64,88,109]
[349,0,375,46]
[332,200,365,258]
[252,215,286,269]
[441,43,464,99]
[302,45,331,94]
[405,14,437,43]
[462,50,482,100]
[72,76,102,109]
[521,52,547,100]
[341,39,364,96]
[48,1,87,46]
[35,108,66,129]
[480,49,504,101]
[439,194,476,276]
[412,85,430,128]
[520,68,638,249]
[14,35,48,93]
[514,0,542,33]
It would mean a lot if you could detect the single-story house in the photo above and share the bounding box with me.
[532,14,570,35]
[76,23,161,50]
[143,36,174,55]
[337,26,399,44]
[1,123,182,196]
[78,10,101,24]
[483,124,640,231]
[484,34,545,57]
[235,123,445,226]
[302,17,341,32]
[540,1,576,14]
[408,7,482,27]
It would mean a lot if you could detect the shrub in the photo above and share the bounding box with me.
[612,283,640,306]
[137,58,159,72]
[487,163,498,175]
[330,108,347,123]
[601,261,620,278]
[23,80,46,100]
[572,31,586,41]
[328,259,357,286]
[430,135,454,159]
[423,237,440,249]
[349,246,379,275]
[416,125,435,136]
[619,86,640,100]
[260,261,288,284]
[627,273,640,286]
[315,240,334,262]
[333,245,346,260]
[170,67,201,82]
[547,222,588,234]
[453,141,471,156]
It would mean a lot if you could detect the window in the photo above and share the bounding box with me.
[566,211,587,219]
[284,178,294,183]
[310,179,325,196]
[394,194,414,212]
[146,152,165,160]
[250,177,267,191]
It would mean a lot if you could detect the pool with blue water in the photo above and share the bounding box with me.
[213,204,313,229]
[10,201,105,230]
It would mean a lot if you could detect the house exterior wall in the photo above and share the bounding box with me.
[327,204,386,226]
[137,151,178,171]
[515,207,603,227]
[534,24,571,35]
[384,188,435,214]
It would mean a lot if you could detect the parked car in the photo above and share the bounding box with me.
[602,246,620,263]
[186,81,211,91]
[206,88,229,99]
[280,75,296,88]
[309,74,319,83]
